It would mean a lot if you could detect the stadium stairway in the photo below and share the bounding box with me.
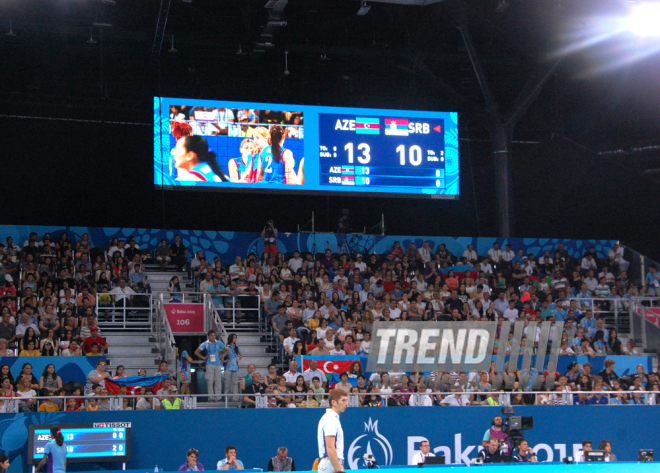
[104,333,162,377]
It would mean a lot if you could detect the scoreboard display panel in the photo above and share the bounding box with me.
[155,97,459,199]
[28,423,131,464]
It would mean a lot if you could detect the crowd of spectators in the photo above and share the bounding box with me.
[1,230,659,411]
[0,359,181,413]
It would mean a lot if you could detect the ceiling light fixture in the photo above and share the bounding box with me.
[357,0,371,16]
[495,0,509,13]
[626,2,660,37]
[86,27,97,44]
[284,50,290,76]
[236,45,245,56]
[6,20,16,37]
[168,35,178,53]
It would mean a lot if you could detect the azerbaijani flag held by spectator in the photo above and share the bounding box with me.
[105,375,166,395]
[329,373,359,388]
[296,355,366,380]
[355,117,380,134]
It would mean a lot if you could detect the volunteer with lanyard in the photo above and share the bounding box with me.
[195,330,227,402]
[224,334,243,401]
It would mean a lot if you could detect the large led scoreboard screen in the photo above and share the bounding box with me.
[154,97,459,198]
[28,423,131,464]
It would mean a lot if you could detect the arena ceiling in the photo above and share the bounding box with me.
[1,0,659,157]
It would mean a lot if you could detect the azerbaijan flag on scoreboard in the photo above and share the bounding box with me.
[355,117,380,134]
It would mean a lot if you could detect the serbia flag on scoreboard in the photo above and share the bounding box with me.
[385,118,409,136]
[105,374,166,395]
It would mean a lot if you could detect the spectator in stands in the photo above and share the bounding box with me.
[243,371,266,408]
[178,448,205,471]
[217,446,245,470]
[85,359,110,395]
[15,312,39,340]
[16,377,37,412]
[266,447,296,472]
[39,363,62,397]
[82,327,107,355]
[0,313,15,348]
[170,235,188,272]
[136,388,160,410]
[599,359,618,388]
[111,279,136,309]
[19,339,40,357]
[156,239,172,270]
[303,360,327,389]
[62,340,83,356]
[162,385,182,409]
[283,361,299,387]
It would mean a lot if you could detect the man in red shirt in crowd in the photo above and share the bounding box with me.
[82,327,108,355]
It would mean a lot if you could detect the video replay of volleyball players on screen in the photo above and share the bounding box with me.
[168,105,304,185]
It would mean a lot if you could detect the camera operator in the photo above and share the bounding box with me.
[482,416,512,455]
[478,439,502,464]
[261,220,278,258]
[335,210,351,234]
[512,440,537,463]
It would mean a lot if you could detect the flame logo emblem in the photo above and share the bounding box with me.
[347,418,394,469]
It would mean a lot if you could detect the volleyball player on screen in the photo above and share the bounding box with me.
[249,127,270,183]
[259,126,303,185]
[228,139,256,183]
[172,135,228,183]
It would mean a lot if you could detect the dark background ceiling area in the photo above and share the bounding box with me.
[1,0,659,259]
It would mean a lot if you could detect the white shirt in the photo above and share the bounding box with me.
[488,249,503,261]
[389,307,402,319]
[503,308,519,323]
[318,408,344,460]
[418,247,432,263]
[284,370,299,384]
[283,336,299,353]
[411,452,436,465]
[355,261,367,272]
[304,368,326,385]
[480,262,493,274]
[361,340,370,354]
[110,286,136,301]
[288,257,303,272]
[502,250,515,262]
[440,393,470,406]
[462,250,478,262]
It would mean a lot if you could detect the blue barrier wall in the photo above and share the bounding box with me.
[0,356,104,386]
[1,407,658,472]
[0,224,616,265]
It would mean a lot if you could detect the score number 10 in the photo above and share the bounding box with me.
[344,143,422,166]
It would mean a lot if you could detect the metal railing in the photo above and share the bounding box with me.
[3,389,655,412]
[95,293,154,329]
[155,294,177,366]
[205,295,228,343]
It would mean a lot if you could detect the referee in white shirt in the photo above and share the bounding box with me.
[317,389,348,473]
[411,441,436,465]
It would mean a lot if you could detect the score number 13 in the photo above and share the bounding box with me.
[344,143,371,163]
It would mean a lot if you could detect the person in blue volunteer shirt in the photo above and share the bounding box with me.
[195,330,227,402]
[36,426,67,473]
[224,334,242,401]
[646,265,660,296]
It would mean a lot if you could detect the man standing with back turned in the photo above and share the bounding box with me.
[317,389,348,473]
